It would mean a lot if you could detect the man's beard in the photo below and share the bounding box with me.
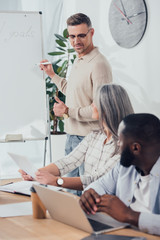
[120,146,135,167]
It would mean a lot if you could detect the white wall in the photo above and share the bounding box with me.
[0,0,159,178]
[61,0,160,117]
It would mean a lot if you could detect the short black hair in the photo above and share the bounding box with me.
[122,113,160,144]
[67,13,92,27]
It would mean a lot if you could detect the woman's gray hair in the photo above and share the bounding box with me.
[95,84,134,152]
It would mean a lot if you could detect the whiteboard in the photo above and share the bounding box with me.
[0,11,47,141]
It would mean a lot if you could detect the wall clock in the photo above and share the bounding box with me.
[109,0,148,48]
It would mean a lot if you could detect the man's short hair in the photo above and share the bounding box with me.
[67,13,92,28]
[122,113,160,144]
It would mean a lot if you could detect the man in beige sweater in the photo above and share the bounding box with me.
[40,13,112,195]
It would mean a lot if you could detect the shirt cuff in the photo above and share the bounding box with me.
[68,107,74,118]
[80,175,92,189]
[138,212,160,235]
[52,74,61,86]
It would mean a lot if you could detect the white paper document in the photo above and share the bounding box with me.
[8,152,38,179]
[0,202,32,217]
[0,181,63,196]
[0,181,38,196]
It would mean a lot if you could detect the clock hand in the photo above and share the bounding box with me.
[119,0,129,24]
[119,0,128,16]
[121,11,145,20]
[114,3,132,24]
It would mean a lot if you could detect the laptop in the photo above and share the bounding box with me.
[81,234,146,240]
[33,184,129,235]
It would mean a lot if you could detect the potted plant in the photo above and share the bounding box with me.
[46,29,76,134]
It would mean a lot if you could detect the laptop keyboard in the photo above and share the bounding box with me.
[88,218,113,232]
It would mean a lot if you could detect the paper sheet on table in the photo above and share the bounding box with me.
[0,202,32,217]
[8,152,37,178]
[0,180,38,195]
[0,181,63,196]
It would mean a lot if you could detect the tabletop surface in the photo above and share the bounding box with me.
[0,179,159,240]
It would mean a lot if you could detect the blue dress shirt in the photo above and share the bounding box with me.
[85,157,160,235]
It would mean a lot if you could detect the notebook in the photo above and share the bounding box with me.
[33,184,129,235]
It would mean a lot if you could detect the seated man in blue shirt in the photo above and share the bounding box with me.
[80,113,160,236]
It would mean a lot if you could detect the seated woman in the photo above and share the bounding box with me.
[19,84,134,192]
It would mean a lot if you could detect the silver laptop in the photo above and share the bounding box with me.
[81,234,146,240]
[33,184,129,235]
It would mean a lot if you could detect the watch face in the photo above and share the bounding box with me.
[109,0,148,48]
[57,178,64,186]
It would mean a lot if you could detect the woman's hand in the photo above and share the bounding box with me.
[18,169,34,181]
[35,170,57,185]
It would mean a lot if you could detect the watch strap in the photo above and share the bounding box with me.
[63,107,69,119]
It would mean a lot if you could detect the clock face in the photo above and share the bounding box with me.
[109,0,148,48]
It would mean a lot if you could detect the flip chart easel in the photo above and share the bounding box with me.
[0,11,52,165]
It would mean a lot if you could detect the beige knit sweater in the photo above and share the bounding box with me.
[52,47,112,136]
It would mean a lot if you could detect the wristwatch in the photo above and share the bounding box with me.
[57,177,64,186]
[63,107,69,119]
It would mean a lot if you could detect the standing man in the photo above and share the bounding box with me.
[40,13,112,195]
[80,113,160,235]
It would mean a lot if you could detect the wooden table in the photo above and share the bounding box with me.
[0,179,159,240]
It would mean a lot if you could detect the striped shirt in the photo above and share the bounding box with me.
[55,130,120,189]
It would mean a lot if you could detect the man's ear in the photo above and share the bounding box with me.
[90,28,94,36]
[130,142,141,154]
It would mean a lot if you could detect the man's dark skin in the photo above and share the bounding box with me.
[79,120,160,227]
